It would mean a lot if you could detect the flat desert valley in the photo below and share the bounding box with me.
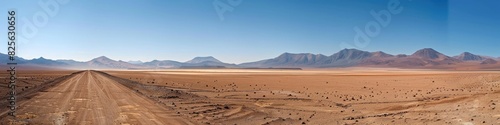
[1,69,499,125]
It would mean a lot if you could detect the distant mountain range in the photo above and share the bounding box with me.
[1,48,499,70]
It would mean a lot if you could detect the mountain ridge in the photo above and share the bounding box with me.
[453,52,486,61]
[1,48,498,69]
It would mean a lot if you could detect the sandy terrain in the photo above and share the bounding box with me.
[1,69,499,125]
[105,69,500,125]
[1,70,193,125]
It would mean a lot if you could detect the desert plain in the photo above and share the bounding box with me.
[1,68,499,125]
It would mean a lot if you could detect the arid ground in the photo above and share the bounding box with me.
[1,69,499,125]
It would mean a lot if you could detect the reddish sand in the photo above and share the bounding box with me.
[1,69,499,125]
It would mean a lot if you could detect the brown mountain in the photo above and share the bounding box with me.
[142,60,183,68]
[1,48,499,70]
[371,51,394,58]
[185,56,223,64]
[86,56,140,69]
[242,48,469,68]
[453,52,485,61]
[410,48,448,59]
[239,49,373,67]
[360,48,461,67]
[239,53,328,67]
[320,49,373,67]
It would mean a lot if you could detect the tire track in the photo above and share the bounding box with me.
[3,70,194,125]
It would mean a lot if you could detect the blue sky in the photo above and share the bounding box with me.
[0,0,499,63]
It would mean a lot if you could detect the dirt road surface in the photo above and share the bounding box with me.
[9,70,194,125]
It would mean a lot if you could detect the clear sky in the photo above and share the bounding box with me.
[0,0,499,64]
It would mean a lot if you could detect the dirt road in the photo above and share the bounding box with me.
[10,70,194,125]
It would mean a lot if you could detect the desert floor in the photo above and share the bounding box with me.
[1,69,499,125]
